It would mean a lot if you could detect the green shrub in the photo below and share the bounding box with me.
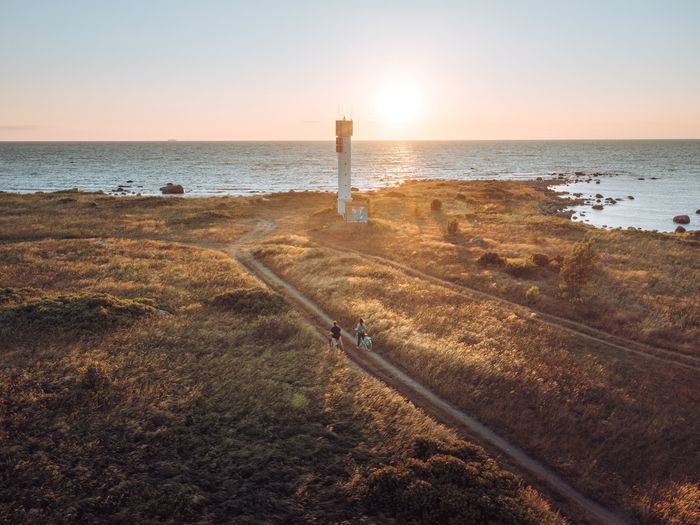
[447,219,459,234]
[0,292,156,341]
[209,287,287,316]
[525,286,540,304]
[505,258,536,278]
[531,253,550,267]
[430,199,442,211]
[477,252,505,266]
[559,241,598,300]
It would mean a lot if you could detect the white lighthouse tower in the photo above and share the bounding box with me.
[335,118,353,215]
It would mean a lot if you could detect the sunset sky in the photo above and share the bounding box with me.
[1,0,699,141]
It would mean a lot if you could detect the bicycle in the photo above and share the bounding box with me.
[358,334,372,352]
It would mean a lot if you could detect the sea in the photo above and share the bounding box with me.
[1,140,698,232]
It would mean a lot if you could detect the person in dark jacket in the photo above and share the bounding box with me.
[329,321,343,350]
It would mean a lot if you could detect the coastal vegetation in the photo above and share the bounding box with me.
[1,178,698,524]
[254,233,698,524]
[0,200,560,523]
[303,180,699,357]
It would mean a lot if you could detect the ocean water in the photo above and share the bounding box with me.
[1,140,698,232]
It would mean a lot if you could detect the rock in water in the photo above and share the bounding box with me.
[696,209,700,214]
[675,225,686,233]
[673,215,690,224]
[160,183,185,195]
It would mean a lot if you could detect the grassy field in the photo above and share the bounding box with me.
[253,236,698,524]
[0,195,561,523]
[1,181,698,524]
[248,180,698,524]
[299,180,699,357]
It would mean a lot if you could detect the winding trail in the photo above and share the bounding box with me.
[310,238,700,372]
[216,221,629,525]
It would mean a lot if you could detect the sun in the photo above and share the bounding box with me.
[374,83,425,125]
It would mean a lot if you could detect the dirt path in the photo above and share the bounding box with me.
[310,237,700,372]
[216,221,628,525]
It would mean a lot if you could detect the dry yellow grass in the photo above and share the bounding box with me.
[298,181,699,356]
[254,235,699,525]
[2,180,698,523]
[0,237,561,523]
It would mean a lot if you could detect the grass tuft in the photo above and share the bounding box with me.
[0,292,156,342]
[209,287,288,316]
[505,257,537,278]
[478,252,506,266]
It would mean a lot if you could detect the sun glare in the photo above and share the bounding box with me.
[375,83,425,125]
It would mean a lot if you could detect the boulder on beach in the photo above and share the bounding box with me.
[160,183,185,195]
[673,215,690,225]
[675,225,686,233]
[628,196,635,200]
[595,193,603,199]
[575,171,585,176]
[592,204,604,210]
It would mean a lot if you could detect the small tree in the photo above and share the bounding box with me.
[525,285,540,304]
[559,241,598,300]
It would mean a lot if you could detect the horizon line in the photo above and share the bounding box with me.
[1,138,700,143]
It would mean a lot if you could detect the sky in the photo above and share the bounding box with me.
[1,0,699,140]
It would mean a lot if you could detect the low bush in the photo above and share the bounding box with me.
[456,193,467,201]
[559,241,598,300]
[249,314,301,345]
[0,292,156,341]
[477,252,505,266]
[430,199,442,211]
[525,286,540,304]
[354,438,555,525]
[209,287,288,316]
[447,219,459,234]
[531,253,550,267]
[0,287,35,305]
[505,258,536,278]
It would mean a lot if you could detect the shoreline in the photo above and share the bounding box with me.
[3,173,697,235]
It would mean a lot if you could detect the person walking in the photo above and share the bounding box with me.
[329,321,343,351]
[355,318,367,349]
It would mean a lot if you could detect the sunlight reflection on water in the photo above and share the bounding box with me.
[1,140,697,232]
